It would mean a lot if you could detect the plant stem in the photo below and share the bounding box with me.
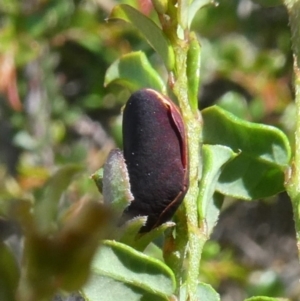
[160,2,203,298]
[172,40,202,300]
[290,59,300,259]
[286,57,300,259]
[284,0,300,260]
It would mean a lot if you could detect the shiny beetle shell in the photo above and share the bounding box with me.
[121,88,188,232]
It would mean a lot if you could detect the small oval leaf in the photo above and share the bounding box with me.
[202,106,291,200]
[216,153,286,199]
[198,145,236,233]
[180,281,220,301]
[202,106,291,166]
[101,149,134,213]
[120,218,175,251]
[187,33,201,112]
[81,274,169,301]
[188,0,215,28]
[109,4,175,70]
[104,51,166,93]
[88,240,176,297]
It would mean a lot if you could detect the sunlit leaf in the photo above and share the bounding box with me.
[105,51,166,93]
[109,4,175,70]
[82,240,176,299]
[202,106,291,200]
[187,33,201,112]
[198,145,236,233]
[179,281,220,301]
[202,106,291,165]
[216,91,249,119]
[188,0,214,28]
[120,217,175,251]
[81,274,169,301]
[96,149,133,213]
[216,153,286,199]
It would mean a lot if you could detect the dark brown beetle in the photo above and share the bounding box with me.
[121,88,189,232]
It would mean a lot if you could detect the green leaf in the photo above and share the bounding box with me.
[0,242,19,301]
[216,91,249,119]
[120,217,175,251]
[178,0,189,30]
[202,106,291,165]
[179,282,220,301]
[109,4,175,70]
[187,33,201,112]
[244,297,290,301]
[196,282,220,301]
[91,168,103,194]
[81,274,169,301]
[105,51,166,93]
[118,216,148,243]
[198,145,236,234]
[188,0,214,28]
[202,106,291,200]
[35,164,84,233]
[98,149,133,214]
[83,240,176,299]
[216,153,286,199]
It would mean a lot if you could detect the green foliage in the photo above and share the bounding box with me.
[96,149,133,213]
[92,1,294,299]
[110,4,175,70]
[0,0,299,301]
[105,51,166,92]
[197,145,236,234]
[179,282,220,301]
[119,218,175,251]
[81,240,176,301]
[202,106,291,199]
[187,33,202,111]
[82,275,169,301]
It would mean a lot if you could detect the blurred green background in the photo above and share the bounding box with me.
[0,0,299,300]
